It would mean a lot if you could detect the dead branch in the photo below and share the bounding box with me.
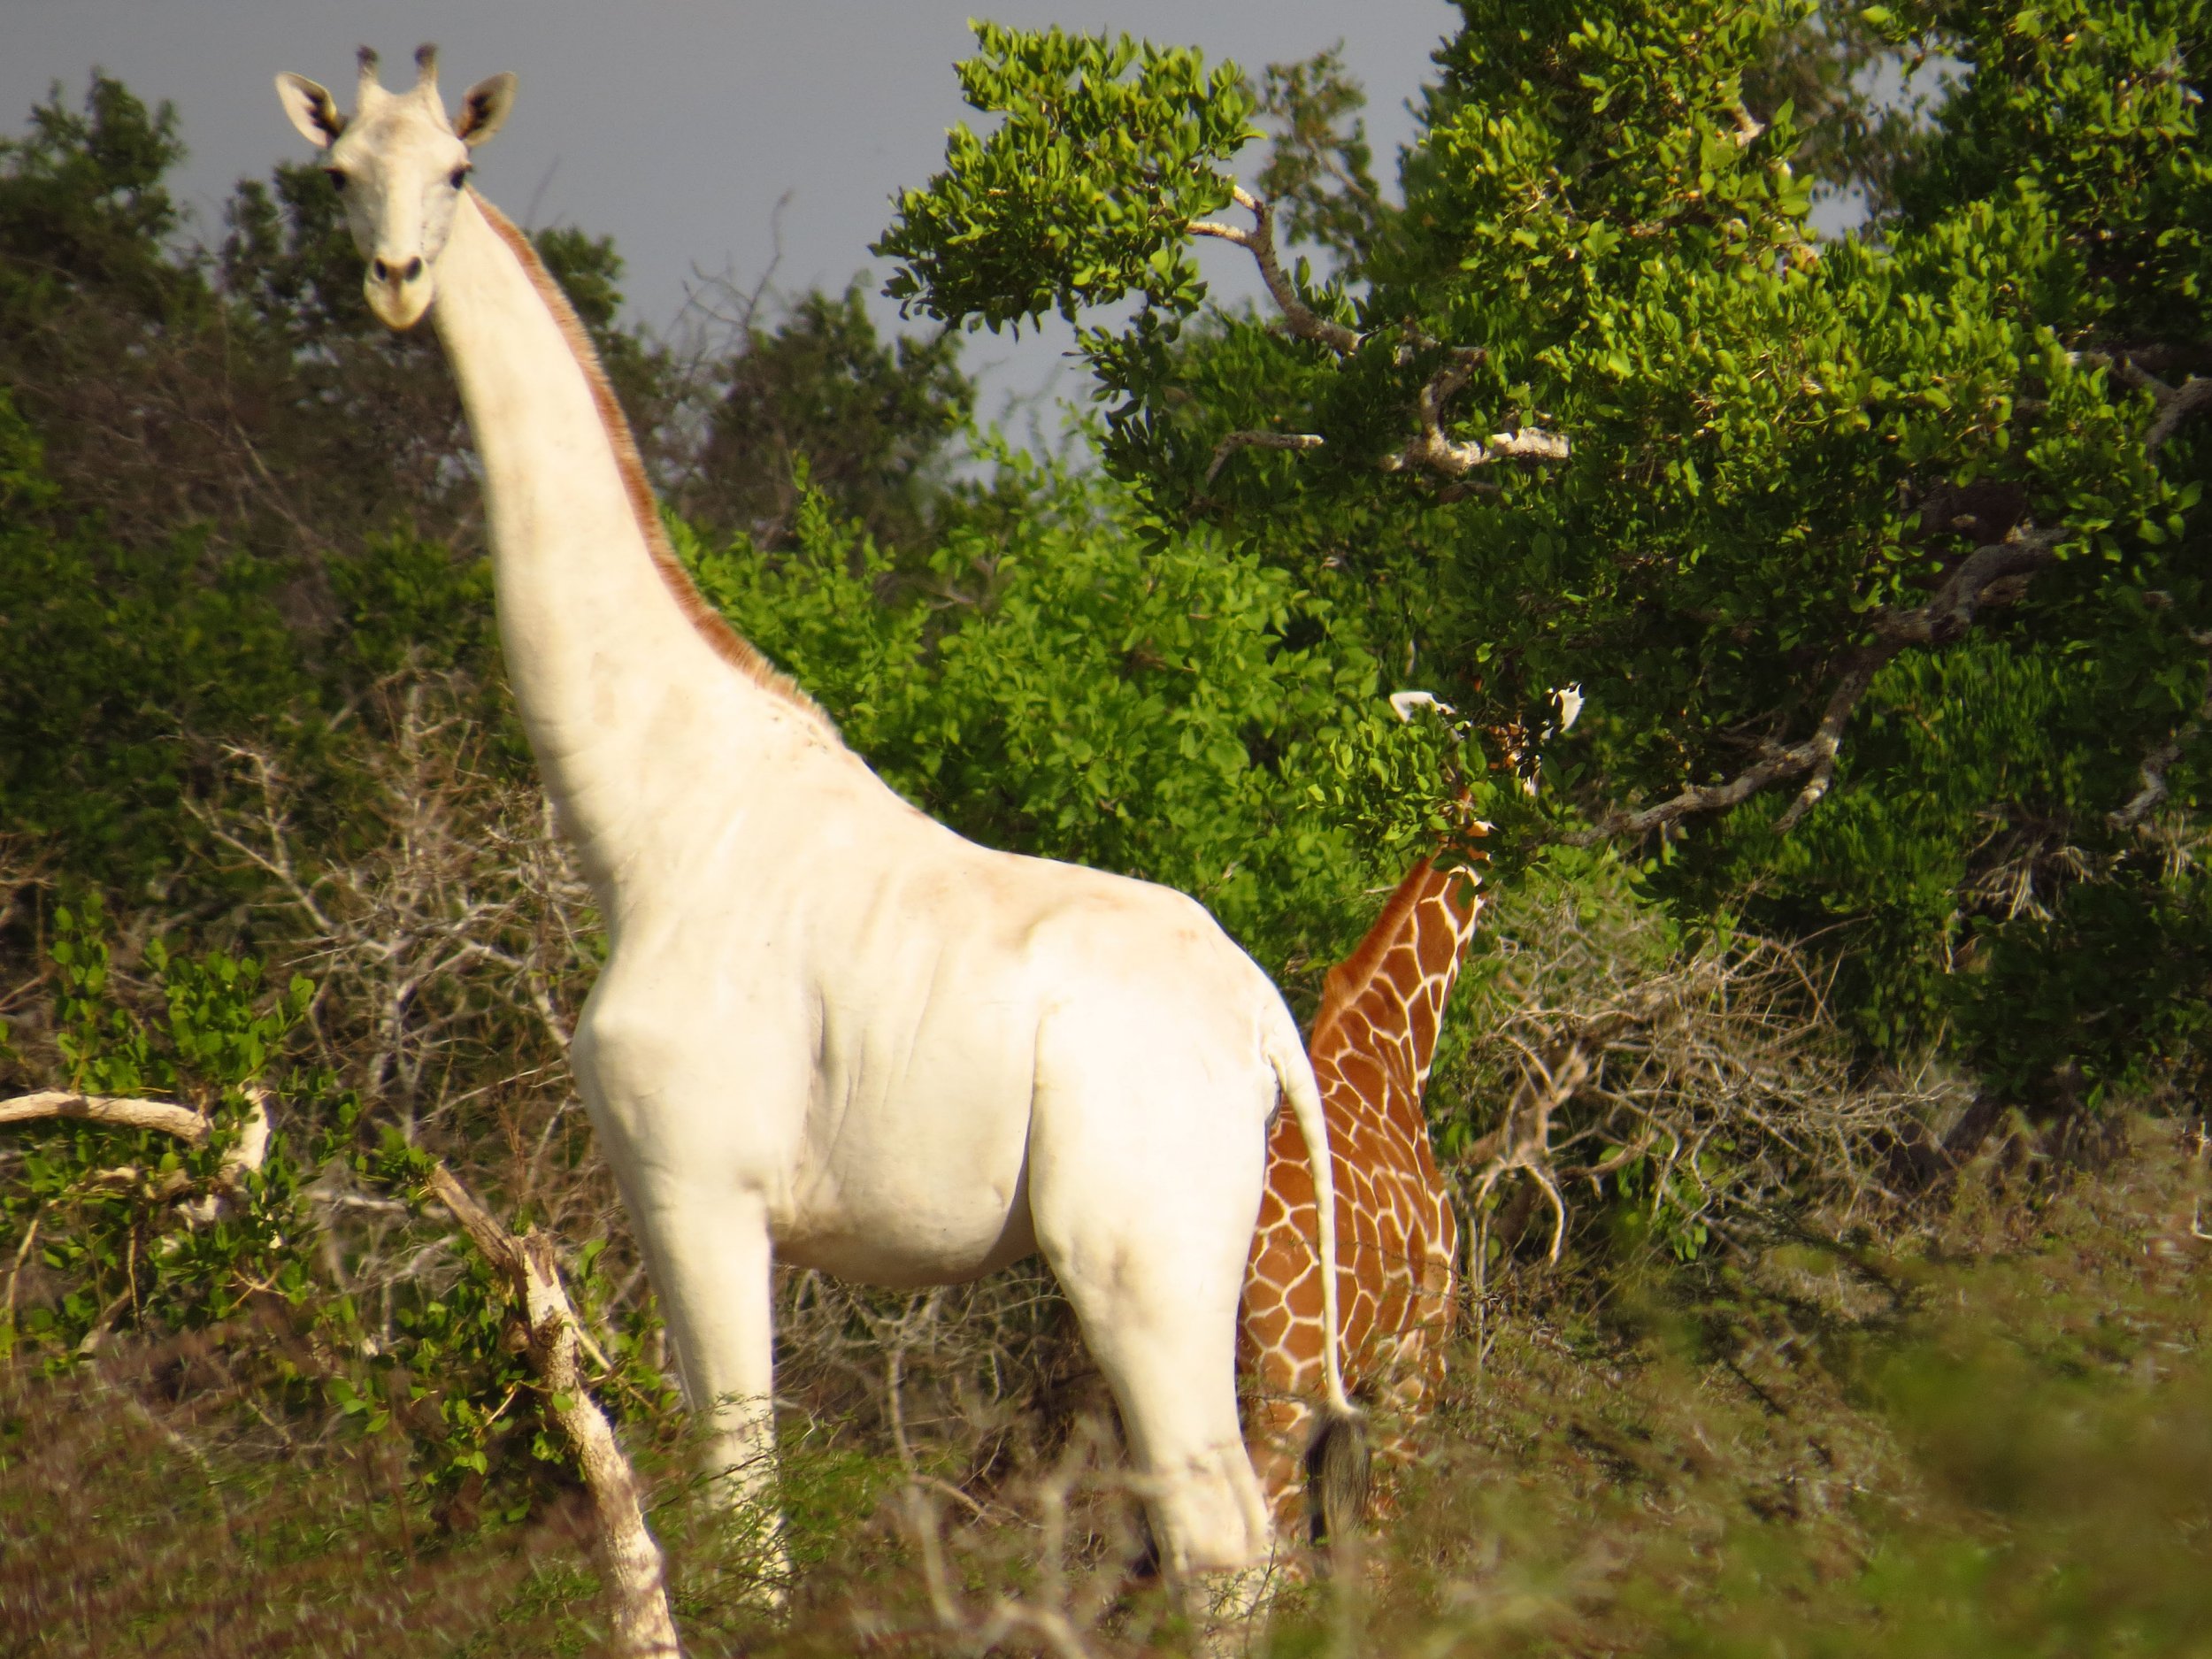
[1456,899,1945,1269]
[0,1078,678,1654]
[1188,185,1362,356]
[195,680,591,1157]
[426,1163,682,1659]
[0,1091,211,1143]
[881,1421,1152,1659]
[1586,525,2068,843]
[0,1087,272,1222]
[1468,1034,1591,1264]
[1206,429,1324,482]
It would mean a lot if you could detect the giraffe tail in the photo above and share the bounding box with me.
[1263,1010,1372,1545]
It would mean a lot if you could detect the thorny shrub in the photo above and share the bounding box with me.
[1439,848,1957,1273]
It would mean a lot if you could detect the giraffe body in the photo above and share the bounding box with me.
[1240,855,1483,1536]
[274,50,1361,1580]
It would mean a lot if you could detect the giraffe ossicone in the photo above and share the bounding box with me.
[1241,845,1485,1540]
[274,48,1364,1583]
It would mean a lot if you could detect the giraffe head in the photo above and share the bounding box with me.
[274,45,516,330]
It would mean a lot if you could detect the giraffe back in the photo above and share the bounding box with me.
[1239,854,1483,1535]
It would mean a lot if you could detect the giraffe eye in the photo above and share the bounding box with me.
[449,165,472,190]
[324,168,349,192]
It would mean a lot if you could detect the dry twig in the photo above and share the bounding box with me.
[1456,895,1945,1268]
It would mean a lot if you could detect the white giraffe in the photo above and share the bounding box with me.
[274,47,1361,1578]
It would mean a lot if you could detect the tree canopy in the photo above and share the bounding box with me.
[879,0,2212,1108]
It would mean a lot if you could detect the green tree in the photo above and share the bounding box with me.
[679,281,973,554]
[877,3,2212,1115]
[676,459,1455,984]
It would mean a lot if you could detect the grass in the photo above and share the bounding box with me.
[1,1118,2207,1656]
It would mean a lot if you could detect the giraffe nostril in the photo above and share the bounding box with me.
[403,256,424,282]
[371,257,389,282]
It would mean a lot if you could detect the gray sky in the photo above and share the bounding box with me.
[4,1,1462,424]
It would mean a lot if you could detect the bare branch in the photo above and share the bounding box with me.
[1205,429,1324,482]
[0,1091,211,1142]
[3,1086,270,1232]
[1188,186,1362,356]
[2111,627,2212,833]
[426,1162,683,1659]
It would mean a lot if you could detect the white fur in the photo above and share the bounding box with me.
[281,53,1354,1578]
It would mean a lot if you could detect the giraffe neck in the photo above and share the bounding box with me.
[429,194,837,906]
[1309,857,1482,1138]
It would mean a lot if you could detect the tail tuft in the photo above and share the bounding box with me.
[1303,1405,1371,1549]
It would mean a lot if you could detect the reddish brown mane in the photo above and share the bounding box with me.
[474,199,839,741]
[1308,858,1471,1049]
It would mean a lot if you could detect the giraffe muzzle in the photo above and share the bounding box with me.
[365,254,433,330]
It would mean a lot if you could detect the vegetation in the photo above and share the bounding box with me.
[3,1,2210,1650]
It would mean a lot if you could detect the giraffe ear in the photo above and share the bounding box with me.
[455,73,517,147]
[275,73,344,149]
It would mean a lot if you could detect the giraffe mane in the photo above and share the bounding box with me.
[472,200,842,743]
[1308,856,1473,1050]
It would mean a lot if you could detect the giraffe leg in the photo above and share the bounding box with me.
[574,1003,796,1590]
[1027,1036,1271,1576]
[620,1181,776,1499]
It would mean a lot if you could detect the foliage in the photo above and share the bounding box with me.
[678,464,1462,977]
[877,2,2212,1113]
[876,24,1256,331]
[678,280,974,555]
[0,71,195,329]
[0,396,304,878]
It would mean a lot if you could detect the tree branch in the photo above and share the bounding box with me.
[1187,185,1361,356]
[0,1087,272,1216]
[2103,355,2212,452]
[1584,524,2069,842]
[1870,525,2066,647]
[2110,626,2212,833]
[1190,190,1569,480]
[426,1164,683,1659]
[1375,344,1571,475]
[1578,664,1880,843]
[1204,428,1324,482]
[0,1091,212,1142]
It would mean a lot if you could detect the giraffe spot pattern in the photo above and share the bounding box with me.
[1240,851,1485,1534]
